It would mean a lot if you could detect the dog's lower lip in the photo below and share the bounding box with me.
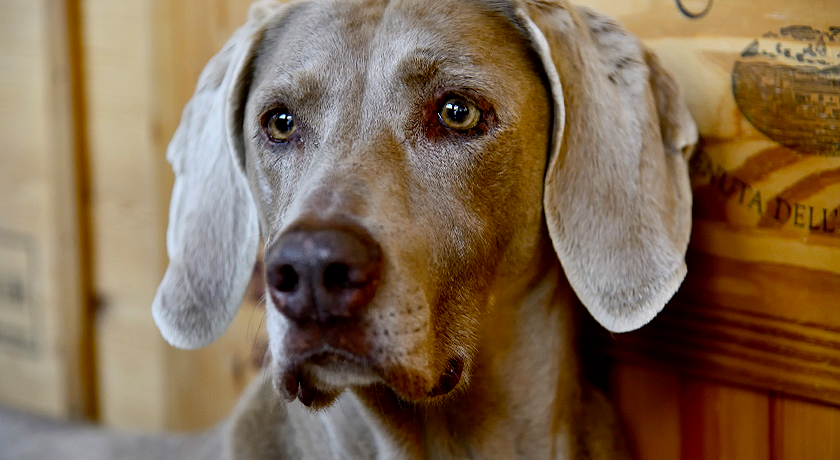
[278,348,374,402]
[280,368,300,402]
[309,350,364,367]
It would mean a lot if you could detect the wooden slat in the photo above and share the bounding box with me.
[772,396,840,460]
[583,249,840,407]
[681,381,770,460]
[610,364,682,460]
[84,0,270,430]
[677,250,840,327]
[52,0,98,421]
[82,0,169,429]
[0,0,89,418]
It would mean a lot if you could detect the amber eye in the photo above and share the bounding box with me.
[438,97,481,131]
[264,109,297,142]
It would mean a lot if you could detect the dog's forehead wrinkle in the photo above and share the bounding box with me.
[254,0,383,116]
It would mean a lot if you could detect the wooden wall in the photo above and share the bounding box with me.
[0,0,266,429]
[82,0,267,430]
[0,0,91,420]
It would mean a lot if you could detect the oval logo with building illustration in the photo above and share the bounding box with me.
[732,26,840,157]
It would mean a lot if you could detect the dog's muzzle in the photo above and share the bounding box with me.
[265,222,465,405]
[264,222,385,405]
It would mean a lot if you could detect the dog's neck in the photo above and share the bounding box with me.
[353,252,585,460]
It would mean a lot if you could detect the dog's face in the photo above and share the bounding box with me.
[243,0,552,405]
[152,0,697,409]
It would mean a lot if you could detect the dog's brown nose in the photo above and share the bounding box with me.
[265,226,382,323]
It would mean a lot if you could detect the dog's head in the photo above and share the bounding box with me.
[152,0,696,407]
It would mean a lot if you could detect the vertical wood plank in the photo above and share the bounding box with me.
[82,0,170,429]
[611,364,682,460]
[772,396,840,460]
[681,381,770,460]
[52,0,98,421]
[41,0,90,419]
[85,0,269,430]
[0,0,89,419]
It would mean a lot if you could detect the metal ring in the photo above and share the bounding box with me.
[676,0,713,19]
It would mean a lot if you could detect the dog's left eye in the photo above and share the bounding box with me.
[438,97,481,131]
[263,108,297,142]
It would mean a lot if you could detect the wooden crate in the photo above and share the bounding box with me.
[575,1,840,459]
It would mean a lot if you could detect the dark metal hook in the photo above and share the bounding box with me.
[676,0,713,19]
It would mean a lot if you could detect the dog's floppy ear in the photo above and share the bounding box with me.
[517,2,697,332]
[152,1,288,349]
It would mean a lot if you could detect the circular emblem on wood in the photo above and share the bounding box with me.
[732,26,840,157]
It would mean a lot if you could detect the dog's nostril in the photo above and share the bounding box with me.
[274,265,299,292]
[323,263,352,290]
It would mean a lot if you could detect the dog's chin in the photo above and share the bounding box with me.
[272,353,467,409]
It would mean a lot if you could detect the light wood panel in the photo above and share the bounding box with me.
[82,0,170,428]
[0,0,90,419]
[83,0,269,430]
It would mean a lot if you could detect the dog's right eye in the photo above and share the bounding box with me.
[263,109,297,142]
[438,97,481,131]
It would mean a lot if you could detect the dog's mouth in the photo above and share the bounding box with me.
[427,357,465,397]
[276,348,376,407]
[274,348,466,408]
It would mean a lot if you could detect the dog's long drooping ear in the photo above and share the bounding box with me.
[152,1,288,349]
[517,2,697,332]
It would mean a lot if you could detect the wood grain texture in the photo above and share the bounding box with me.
[680,382,770,460]
[772,396,840,460]
[0,0,89,418]
[575,0,840,278]
[57,0,99,421]
[586,289,840,407]
[584,249,840,407]
[610,364,682,460]
[574,6,840,455]
[84,0,270,430]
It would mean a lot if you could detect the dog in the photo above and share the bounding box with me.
[0,0,696,458]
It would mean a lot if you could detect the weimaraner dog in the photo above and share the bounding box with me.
[0,0,696,458]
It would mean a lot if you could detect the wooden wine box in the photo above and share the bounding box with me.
[573,1,840,459]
